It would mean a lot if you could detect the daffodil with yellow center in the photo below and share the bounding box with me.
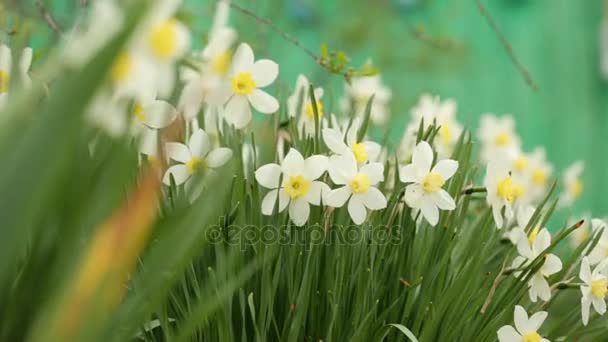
[283,175,311,199]
[305,100,324,120]
[231,72,256,95]
[0,69,9,93]
[497,176,517,203]
[522,332,541,342]
[149,19,179,59]
[110,52,132,82]
[351,143,368,164]
[531,168,547,186]
[132,103,146,122]
[186,157,206,174]
[528,227,540,244]
[350,173,371,193]
[423,172,445,192]
[494,131,511,146]
[569,179,583,197]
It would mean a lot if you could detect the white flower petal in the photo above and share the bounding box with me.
[497,325,521,342]
[412,141,433,174]
[360,162,384,185]
[399,164,419,183]
[304,155,328,180]
[230,43,254,73]
[251,59,278,87]
[188,129,211,157]
[542,254,562,276]
[420,196,439,226]
[166,142,191,163]
[328,154,357,185]
[323,128,349,155]
[430,189,456,210]
[533,229,551,253]
[19,47,32,74]
[163,164,190,186]
[492,204,505,229]
[580,257,592,283]
[347,196,367,225]
[346,117,360,147]
[143,100,177,129]
[289,198,310,226]
[301,181,327,206]
[206,148,232,168]
[225,95,252,129]
[255,164,281,189]
[282,149,305,176]
[363,141,381,162]
[359,187,387,210]
[261,189,290,215]
[526,311,548,333]
[513,305,529,334]
[593,296,607,314]
[432,159,458,180]
[582,297,591,325]
[248,89,279,114]
[404,184,424,208]
[326,186,351,208]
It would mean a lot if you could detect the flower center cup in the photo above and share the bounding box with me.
[514,156,528,172]
[494,131,511,146]
[0,70,9,93]
[531,168,546,186]
[569,179,583,197]
[423,172,445,192]
[284,175,311,199]
[497,176,517,203]
[133,103,146,122]
[149,19,179,60]
[305,100,324,120]
[439,124,451,145]
[111,52,132,82]
[351,143,368,163]
[351,173,371,193]
[231,72,256,95]
[522,331,541,342]
[591,278,608,298]
[528,226,540,244]
[212,50,231,75]
[186,157,205,174]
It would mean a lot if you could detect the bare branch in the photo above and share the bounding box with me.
[35,0,63,34]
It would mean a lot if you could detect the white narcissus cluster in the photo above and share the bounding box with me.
[339,74,392,125]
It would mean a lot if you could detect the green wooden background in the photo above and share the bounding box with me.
[16,0,608,216]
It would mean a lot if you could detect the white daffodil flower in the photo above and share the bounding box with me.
[222,43,279,129]
[326,152,387,225]
[484,160,526,229]
[132,97,178,157]
[254,149,329,226]
[477,113,521,164]
[497,305,549,342]
[86,93,129,137]
[399,141,458,226]
[579,256,608,325]
[322,117,381,165]
[559,160,584,207]
[410,94,463,158]
[526,147,553,202]
[163,129,232,186]
[287,74,326,137]
[0,44,32,107]
[178,0,236,120]
[507,205,536,245]
[132,0,191,98]
[339,74,391,125]
[512,228,562,302]
[586,219,608,265]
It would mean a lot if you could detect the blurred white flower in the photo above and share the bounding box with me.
[410,94,462,158]
[477,114,520,164]
[512,228,562,302]
[559,160,584,207]
[132,97,177,157]
[484,160,525,229]
[568,213,592,248]
[586,219,608,265]
[326,152,387,225]
[579,256,608,325]
[322,117,381,165]
[287,74,326,137]
[222,43,279,129]
[254,149,329,226]
[339,74,391,125]
[163,129,232,186]
[399,141,458,226]
[526,147,553,202]
[0,44,32,106]
[497,305,549,342]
